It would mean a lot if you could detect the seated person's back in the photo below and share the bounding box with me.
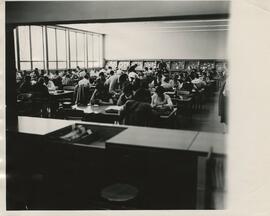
[90,80,113,105]
[19,75,32,93]
[32,77,49,98]
[120,88,154,127]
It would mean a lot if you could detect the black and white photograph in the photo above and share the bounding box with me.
[5,0,229,211]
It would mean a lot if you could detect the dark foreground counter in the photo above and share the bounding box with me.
[6,116,226,210]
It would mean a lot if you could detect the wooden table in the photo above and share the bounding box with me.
[49,90,73,98]
[73,104,177,126]
[10,117,226,210]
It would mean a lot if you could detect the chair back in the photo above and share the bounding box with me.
[56,108,84,120]
[75,85,91,106]
[63,85,75,91]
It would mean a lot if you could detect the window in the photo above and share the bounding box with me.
[31,26,44,69]
[87,34,94,67]
[56,29,67,69]
[47,27,57,69]
[77,32,86,68]
[69,31,77,68]
[14,25,104,71]
[18,26,31,70]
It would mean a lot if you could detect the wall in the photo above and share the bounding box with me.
[104,30,228,60]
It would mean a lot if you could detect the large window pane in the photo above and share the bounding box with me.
[71,61,77,68]
[93,35,100,62]
[57,29,66,61]
[33,62,44,69]
[58,62,66,69]
[20,62,31,70]
[31,26,43,61]
[49,62,57,69]
[18,26,31,61]
[70,31,76,61]
[77,33,85,62]
[77,61,84,68]
[93,61,100,67]
[87,34,93,64]
[47,28,56,61]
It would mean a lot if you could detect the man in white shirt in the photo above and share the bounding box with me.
[44,76,56,91]
[78,74,91,88]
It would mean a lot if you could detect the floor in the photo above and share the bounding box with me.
[175,91,227,133]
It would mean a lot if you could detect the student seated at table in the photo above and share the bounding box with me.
[44,76,56,91]
[31,77,49,97]
[149,72,164,88]
[18,75,32,93]
[169,74,183,90]
[105,70,121,95]
[62,73,73,86]
[117,83,133,106]
[151,86,173,111]
[78,74,91,88]
[96,71,106,85]
[90,80,113,105]
[161,76,174,91]
[120,88,155,127]
[191,74,206,91]
[52,71,63,90]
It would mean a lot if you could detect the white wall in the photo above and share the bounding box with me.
[104,30,228,60]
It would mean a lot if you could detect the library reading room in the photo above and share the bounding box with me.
[6,1,228,210]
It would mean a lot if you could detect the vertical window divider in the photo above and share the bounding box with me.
[65,29,68,69]
[75,32,78,67]
[68,29,71,69]
[45,26,49,70]
[86,33,88,68]
[55,28,58,70]
[29,26,33,70]
[15,27,21,71]
[84,33,86,68]
[42,26,46,70]
[92,34,94,68]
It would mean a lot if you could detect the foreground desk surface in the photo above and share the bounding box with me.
[8,116,226,210]
[16,116,226,154]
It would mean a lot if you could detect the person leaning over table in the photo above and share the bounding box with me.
[18,75,33,93]
[78,74,91,88]
[169,74,183,90]
[90,80,113,105]
[151,86,173,110]
[117,82,134,106]
[119,88,155,127]
[44,76,56,91]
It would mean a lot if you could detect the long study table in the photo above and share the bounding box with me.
[7,116,226,210]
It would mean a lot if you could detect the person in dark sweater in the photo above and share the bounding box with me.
[32,77,49,97]
[117,82,133,106]
[120,88,155,127]
[18,75,32,93]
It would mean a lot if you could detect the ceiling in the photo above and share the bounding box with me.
[6,1,230,25]
[61,19,229,35]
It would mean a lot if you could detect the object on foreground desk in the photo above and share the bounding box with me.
[48,124,100,145]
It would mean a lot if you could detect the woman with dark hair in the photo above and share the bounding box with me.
[117,82,133,106]
[151,86,173,110]
[18,75,32,93]
[32,77,49,97]
[90,80,113,105]
[120,88,154,127]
